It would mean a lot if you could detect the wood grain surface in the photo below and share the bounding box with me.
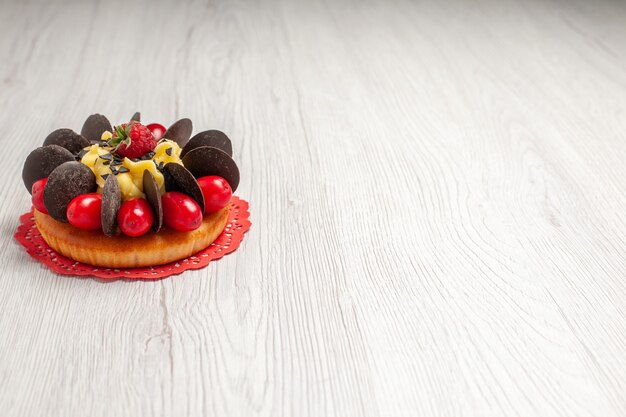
[1,0,626,416]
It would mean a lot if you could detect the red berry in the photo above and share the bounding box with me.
[146,123,166,141]
[197,176,232,213]
[161,191,202,232]
[110,122,157,159]
[117,198,154,237]
[32,178,48,214]
[67,193,102,230]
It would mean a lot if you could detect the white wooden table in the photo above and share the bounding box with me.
[1,0,625,416]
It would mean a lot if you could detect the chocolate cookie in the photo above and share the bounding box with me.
[101,174,121,236]
[22,145,75,194]
[43,128,90,154]
[81,114,113,144]
[163,163,205,213]
[163,118,193,147]
[181,146,240,192]
[143,170,163,232]
[43,161,97,222]
[181,130,232,158]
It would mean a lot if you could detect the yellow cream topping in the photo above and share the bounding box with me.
[80,138,183,200]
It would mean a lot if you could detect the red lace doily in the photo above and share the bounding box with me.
[14,196,250,280]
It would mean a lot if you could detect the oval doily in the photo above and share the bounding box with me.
[14,196,250,280]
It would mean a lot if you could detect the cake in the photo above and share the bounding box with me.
[21,113,240,268]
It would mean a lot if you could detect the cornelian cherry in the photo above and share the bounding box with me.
[161,191,202,232]
[67,193,102,230]
[117,198,154,237]
[146,123,167,141]
[32,178,48,214]
[197,176,232,213]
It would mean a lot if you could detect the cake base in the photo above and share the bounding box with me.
[34,205,230,268]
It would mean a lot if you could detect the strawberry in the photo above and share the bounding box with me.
[109,122,157,159]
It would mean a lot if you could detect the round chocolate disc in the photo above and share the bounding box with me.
[22,145,75,194]
[163,163,205,213]
[81,114,113,144]
[143,170,163,232]
[43,128,90,154]
[101,174,121,236]
[181,130,233,158]
[181,146,240,192]
[163,118,193,147]
[162,165,178,192]
[130,112,141,122]
[43,161,97,222]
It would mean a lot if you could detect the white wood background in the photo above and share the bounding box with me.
[1,0,625,416]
